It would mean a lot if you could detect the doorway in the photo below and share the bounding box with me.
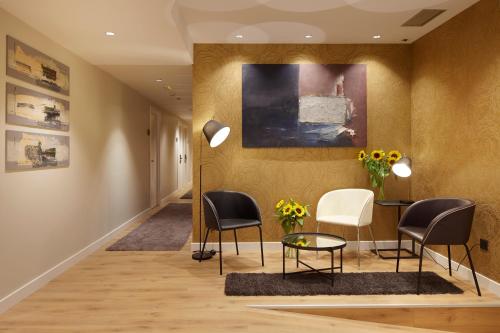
[177,124,190,189]
[149,107,160,208]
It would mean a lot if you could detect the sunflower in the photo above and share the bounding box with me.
[275,199,285,210]
[371,150,385,160]
[357,150,367,161]
[388,150,402,161]
[388,157,397,167]
[282,204,293,216]
[294,205,305,217]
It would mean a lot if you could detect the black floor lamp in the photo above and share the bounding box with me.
[191,120,230,261]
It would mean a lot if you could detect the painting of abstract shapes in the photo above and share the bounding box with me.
[242,64,367,147]
[6,83,70,131]
[6,36,70,95]
[6,130,70,171]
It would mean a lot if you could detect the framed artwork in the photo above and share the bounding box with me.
[6,35,70,95]
[242,64,367,147]
[5,130,70,171]
[6,83,70,131]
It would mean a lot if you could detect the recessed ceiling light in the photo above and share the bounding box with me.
[373,35,382,39]
[304,35,313,39]
[235,34,244,39]
[105,31,115,36]
[155,79,163,82]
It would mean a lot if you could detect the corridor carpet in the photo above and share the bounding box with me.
[180,190,192,199]
[107,203,192,251]
[225,272,463,296]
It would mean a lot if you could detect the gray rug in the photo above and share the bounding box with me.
[180,190,192,199]
[107,203,192,251]
[225,272,463,296]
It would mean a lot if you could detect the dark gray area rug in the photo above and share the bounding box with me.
[107,203,192,251]
[180,190,192,199]
[225,272,463,296]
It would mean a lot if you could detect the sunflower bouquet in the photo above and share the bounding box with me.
[275,198,310,235]
[357,149,402,200]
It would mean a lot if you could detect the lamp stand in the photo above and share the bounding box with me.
[192,132,215,260]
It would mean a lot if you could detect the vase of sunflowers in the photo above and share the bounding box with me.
[275,198,310,257]
[357,149,402,200]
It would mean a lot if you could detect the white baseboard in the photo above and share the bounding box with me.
[0,207,152,314]
[418,244,500,297]
[159,182,192,207]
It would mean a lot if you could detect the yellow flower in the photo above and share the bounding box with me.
[357,150,367,161]
[388,157,397,166]
[294,205,305,217]
[282,204,293,216]
[275,199,285,209]
[371,150,385,160]
[388,150,402,161]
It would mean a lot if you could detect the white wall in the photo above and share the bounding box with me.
[0,8,190,301]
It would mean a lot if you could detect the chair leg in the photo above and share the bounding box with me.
[417,244,424,295]
[368,225,379,256]
[396,232,402,272]
[233,229,239,255]
[447,245,452,276]
[218,231,223,275]
[464,244,481,296]
[199,228,210,263]
[258,225,264,266]
[357,226,360,269]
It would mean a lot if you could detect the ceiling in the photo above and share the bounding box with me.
[0,0,480,120]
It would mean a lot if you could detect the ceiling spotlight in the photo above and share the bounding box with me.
[155,79,163,82]
[105,31,115,36]
[304,35,313,39]
[373,35,382,39]
[235,34,244,39]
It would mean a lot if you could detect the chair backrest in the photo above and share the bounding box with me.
[202,190,261,230]
[316,189,374,226]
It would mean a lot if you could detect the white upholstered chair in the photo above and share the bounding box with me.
[316,189,379,268]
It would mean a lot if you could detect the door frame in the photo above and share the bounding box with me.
[149,107,160,208]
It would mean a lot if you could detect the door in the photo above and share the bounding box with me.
[149,108,160,208]
[176,124,190,188]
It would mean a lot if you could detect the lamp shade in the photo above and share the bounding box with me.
[392,157,412,178]
[202,120,230,148]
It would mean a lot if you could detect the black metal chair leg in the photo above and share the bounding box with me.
[396,232,402,272]
[199,228,210,263]
[465,244,481,296]
[233,229,239,255]
[258,226,264,266]
[218,231,223,275]
[417,244,424,295]
[448,245,452,276]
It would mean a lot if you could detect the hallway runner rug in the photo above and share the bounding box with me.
[107,203,192,251]
[225,272,463,296]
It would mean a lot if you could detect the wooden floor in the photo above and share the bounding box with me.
[0,199,498,332]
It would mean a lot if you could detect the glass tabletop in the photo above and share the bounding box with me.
[281,232,347,251]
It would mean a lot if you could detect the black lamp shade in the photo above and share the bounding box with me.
[393,157,412,178]
[203,120,230,148]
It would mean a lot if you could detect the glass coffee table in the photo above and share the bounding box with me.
[281,232,347,286]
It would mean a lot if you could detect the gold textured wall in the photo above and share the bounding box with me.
[193,44,412,243]
[412,0,500,281]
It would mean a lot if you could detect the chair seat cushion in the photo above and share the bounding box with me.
[399,226,426,242]
[317,215,359,226]
[219,218,261,230]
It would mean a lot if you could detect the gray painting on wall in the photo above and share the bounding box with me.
[6,35,70,95]
[6,83,70,131]
[6,130,70,171]
[242,64,367,147]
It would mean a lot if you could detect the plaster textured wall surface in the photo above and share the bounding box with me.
[412,0,500,281]
[193,44,412,243]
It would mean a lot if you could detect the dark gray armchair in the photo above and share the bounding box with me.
[201,190,264,275]
[396,198,480,296]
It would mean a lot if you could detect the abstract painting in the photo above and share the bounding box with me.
[6,130,70,171]
[242,64,367,147]
[6,36,70,95]
[6,83,70,131]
